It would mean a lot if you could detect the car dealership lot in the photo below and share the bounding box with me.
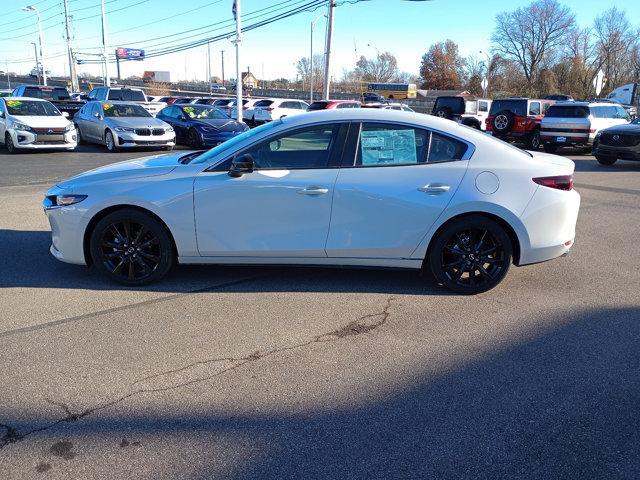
[1,147,639,478]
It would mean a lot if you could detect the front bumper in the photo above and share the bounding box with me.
[11,128,77,150]
[200,130,245,146]
[593,143,640,161]
[44,191,88,265]
[115,131,176,148]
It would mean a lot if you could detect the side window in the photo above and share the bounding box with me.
[355,123,430,167]
[427,132,468,163]
[529,102,541,116]
[90,103,101,117]
[107,90,121,100]
[615,106,629,120]
[97,89,108,101]
[0,100,5,116]
[242,124,340,170]
[543,102,551,113]
[478,101,488,113]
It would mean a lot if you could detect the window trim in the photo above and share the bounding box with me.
[340,121,475,168]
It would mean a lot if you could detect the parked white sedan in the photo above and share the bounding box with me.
[44,109,580,294]
[253,99,310,123]
[0,97,77,153]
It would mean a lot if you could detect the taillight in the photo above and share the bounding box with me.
[533,175,574,191]
[265,107,274,111]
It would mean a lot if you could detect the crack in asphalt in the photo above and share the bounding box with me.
[0,296,396,451]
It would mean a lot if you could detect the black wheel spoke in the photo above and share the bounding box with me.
[139,237,159,248]
[443,258,464,269]
[127,261,135,280]
[112,258,126,275]
[134,225,147,243]
[122,221,132,243]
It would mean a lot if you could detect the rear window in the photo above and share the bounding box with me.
[545,105,589,118]
[434,97,465,114]
[489,99,527,116]
[254,100,274,107]
[23,87,69,100]
[307,101,329,111]
[107,89,146,101]
[591,105,629,120]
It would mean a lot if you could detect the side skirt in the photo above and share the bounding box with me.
[177,256,423,270]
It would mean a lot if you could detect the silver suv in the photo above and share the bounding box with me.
[540,102,630,153]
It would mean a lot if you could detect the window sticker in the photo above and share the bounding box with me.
[183,106,195,118]
[102,103,113,110]
[6,100,22,108]
[360,129,417,165]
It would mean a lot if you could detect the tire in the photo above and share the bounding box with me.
[74,124,85,145]
[162,145,174,151]
[5,133,16,154]
[543,143,558,154]
[525,129,541,150]
[104,130,117,152]
[492,110,515,134]
[596,155,617,166]
[90,209,174,286]
[434,107,453,120]
[462,118,481,130]
[428,216,512,295]
[188,128,202,148]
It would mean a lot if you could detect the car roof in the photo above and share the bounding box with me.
[553,101,623,107]
[4,96,49,102]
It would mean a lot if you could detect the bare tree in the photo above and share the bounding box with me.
[354,51,399,83]
[491,0,575,90]
[593,7,637,89]
[296,54,324,92]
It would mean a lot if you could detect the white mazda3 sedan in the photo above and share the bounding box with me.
[44,109,580,294]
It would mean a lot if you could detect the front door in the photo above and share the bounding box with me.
[193,123,347,257]
[326,122,471,259]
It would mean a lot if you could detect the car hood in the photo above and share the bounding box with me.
[600,123,640,134]
[104,117,169,129]
[57,152,185,189]
[192,119,245,131]
[10,115,71,128]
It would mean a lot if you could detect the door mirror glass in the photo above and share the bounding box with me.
[94,111,101,118]
[61,111,69,118]
[228,153,255,177]
[0,110,4,118]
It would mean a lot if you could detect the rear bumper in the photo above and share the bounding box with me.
[518,187,580,265]
[541,133,592,146]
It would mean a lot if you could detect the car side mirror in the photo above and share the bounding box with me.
[62,112,69,118]
[0,111,4,118]
[228,154,254,177]
[94,112,102,119]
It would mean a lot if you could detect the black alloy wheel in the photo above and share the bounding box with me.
[429,217,512,294]
[90,209,174,285]
[188,128,203,148]
[5,133,16,154]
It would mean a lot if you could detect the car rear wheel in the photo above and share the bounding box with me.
[596,155,617,166]
[90,209,174,286]
[543,143,558,153]
[104,130,117,152]
[434,107,453,119]
[492,110,514,134]
[428,217,512,294]
[526,129,541,150]
[5,133,16,154]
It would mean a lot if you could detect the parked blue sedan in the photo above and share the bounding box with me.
[156,104,249,147]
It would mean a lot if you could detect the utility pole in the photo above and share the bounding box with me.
[100,0,110,86]
[31,42,40,85]
[63,0,78,91]
[322,1,335,100]
[221,50,225,86]
[5,62,10,89]
[207,41,212,94]
[310,14,323,103]
[233,0,242,122]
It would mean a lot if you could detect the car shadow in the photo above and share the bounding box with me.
[572,156,640,172]
[0,229,444,295]
[1,306,638,478]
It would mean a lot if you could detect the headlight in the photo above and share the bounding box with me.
[64,123,75,132]
[166,126,174,132]
[12,122,32,131]
[54,194,87,207]
[199,126,216,132]
[114,127,135,132]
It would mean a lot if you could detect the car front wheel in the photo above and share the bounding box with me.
[5,133,16,154]
[90,209,174,286]
[428,216,512,294]
[104,130,117,152]
[596,155,617,166]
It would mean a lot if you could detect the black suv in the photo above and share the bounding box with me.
[11,85,85,118]
[592,117,640,166]
[361,92,386,104]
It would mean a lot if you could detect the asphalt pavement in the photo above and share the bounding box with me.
[0,145,639,479]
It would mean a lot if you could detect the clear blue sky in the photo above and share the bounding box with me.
[1,0,638,81]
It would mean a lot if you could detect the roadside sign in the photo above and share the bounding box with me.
[481,78,488,91]
[593,69,605,96]
[115,48,145,61]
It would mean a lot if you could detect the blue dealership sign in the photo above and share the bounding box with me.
[116,48,145,61]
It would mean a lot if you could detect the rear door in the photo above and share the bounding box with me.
[326,122,472,259]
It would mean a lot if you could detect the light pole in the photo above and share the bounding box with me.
[233,0,242,122]
[207,41,212,94]
[30,42,40,85]
[310,14,324,103]
[100,0,110,86]
[322,1,335,100]
[22,5,46,86]
[479,50,491,97]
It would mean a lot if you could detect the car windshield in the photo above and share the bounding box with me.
[307,101,329,111]
[107,89,146,101]
[5,99,60,116]
[254,100,274,107]
[545,105,589,118]
[102,103,151,118]
[23,87,70,100]
[190,120,281,164]
[489,99,527,116]
[181,105,228,119]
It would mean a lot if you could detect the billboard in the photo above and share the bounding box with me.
[116,48,145,61]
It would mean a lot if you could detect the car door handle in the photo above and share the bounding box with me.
[297,186,329,195]
[418,184,451,194]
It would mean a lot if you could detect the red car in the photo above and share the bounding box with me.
[485,98,555,149]
[307,100,361,111]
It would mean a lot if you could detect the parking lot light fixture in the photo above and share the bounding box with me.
[22,5,47,86]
